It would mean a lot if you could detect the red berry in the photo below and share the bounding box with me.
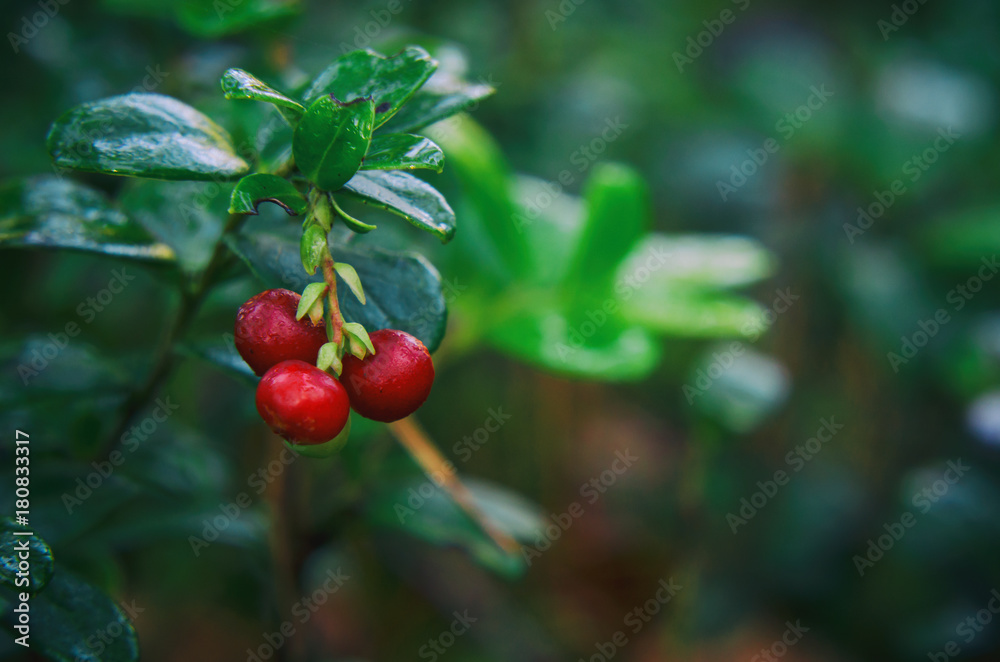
[255,360,350,445]
[235,289,328,376]
[339,329,434,422]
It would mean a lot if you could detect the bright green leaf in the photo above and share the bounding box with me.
[0,519,53,594]
[343,322,375,357]
[342,170,455,242]
[226,232,447,351]
[296,282,328,320]
[329,194,376,233]
[0,177,174,262]
[619,234,776,290]
[294,96,375,192]
[229,173,307,215]
[316,341,339,372]
[304,47,437,128]
[334,261,365,304]
[562,163,649,295]
[221,68,304,125]
[488,304,662,381]
[622,287,767,338]
[299,223,327,275]
[362,133,444,172]
[46,93,249,181]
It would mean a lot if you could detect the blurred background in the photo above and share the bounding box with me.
[3,0,1000,660]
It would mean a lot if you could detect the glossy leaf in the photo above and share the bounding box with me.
[221,68,305,124]
[342,170,455,242]
[562,163,649,295]
[177,0,300,37]
[226,232,447,351]
[229,173,307,215]
[380,69,496,134]
[46,93,249,181]
[0,177,174,262]
[2,571,139,662]
[329,193,376,233]
[362,133,444,172]
[367,477,545,578]
[303,47,437,127]
[0,519,54,594]
[294,96,375,192]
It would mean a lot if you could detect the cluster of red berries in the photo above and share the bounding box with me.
[234,289,434,448]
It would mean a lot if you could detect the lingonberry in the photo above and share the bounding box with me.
[339,329,435,422]
[235,289,328,376]
[256,360,350,444]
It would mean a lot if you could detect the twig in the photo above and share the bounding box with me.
[388,417,521,556]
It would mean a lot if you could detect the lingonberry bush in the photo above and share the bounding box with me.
[0,35,775,662]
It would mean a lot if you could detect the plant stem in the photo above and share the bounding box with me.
[388,417,522,556]
[321,252,344,347]
[98,214,246,457]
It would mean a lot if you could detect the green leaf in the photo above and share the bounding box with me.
[562,163,649,295]
[221,68,305,125]
[488,304,662,381]
[296,282,328,320]
[0,176,174,262]
[362,133,444,172]
[316,341,340,373]
[430,118,527,276]
[343,322,375,357]
[226,232,447,351]
[342,170,455,242]
[177,0,300,37]
[334,261,365,304]
[294,96,375,192]
[229,173,307,215]
[622,287,767,338]
[329,194,376,233]
[619,234,776,290]
[0,519,54,594]
[177,340,258,384]
[119,180,231,275]
[379,70,495,134]
[304,47,437,128]
[47,93,249,181]
[367,478,545,578]
[2,571,139,662]
[299,223,327,275]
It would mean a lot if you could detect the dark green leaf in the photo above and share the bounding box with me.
[342,170,455,242]
[177,0,300,37]
[229,173,307,215]
[293,96,374,192]
[0,519,54,594]
[0,177,174,262]
[47,93,249,181]
[120,180,231,275]
[561,163,649,294]
[177,339,258,384]
[304,47,437,128]
[1,571,139,662]
[362,133,444,172]
[221,68,305,124]
[367,478,544,578]
[379,70,495,134]
[226,232,447,351]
